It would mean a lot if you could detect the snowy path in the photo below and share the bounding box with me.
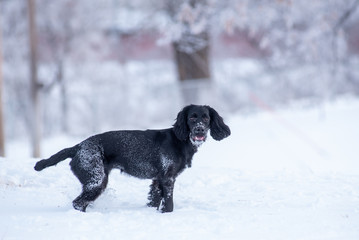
[1,98,359,239]
[1,161,358,240]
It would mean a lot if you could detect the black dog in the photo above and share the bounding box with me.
[34,105,230,212]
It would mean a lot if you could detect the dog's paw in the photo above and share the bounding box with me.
[146,201,160,209]
[73,200,87,212]
[159,200,173,213]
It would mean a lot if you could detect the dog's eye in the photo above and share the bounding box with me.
[189,117,197,122]
[203,117,209,122]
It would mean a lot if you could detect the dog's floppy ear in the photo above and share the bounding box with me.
[207,106,231,141]
[173,105,190,141]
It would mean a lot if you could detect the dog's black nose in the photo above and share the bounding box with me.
[194,126,205,134]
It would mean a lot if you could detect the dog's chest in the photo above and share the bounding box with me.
[160,154,173,172]
[160,146,195,176]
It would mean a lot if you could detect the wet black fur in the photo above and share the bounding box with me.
[34,105,230,212]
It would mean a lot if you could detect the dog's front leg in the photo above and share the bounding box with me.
[147,179,162,208]
[160,178,175,213]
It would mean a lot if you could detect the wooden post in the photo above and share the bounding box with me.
[173,33,211,82]
[28,0,41,158]
[173,32,212,105]
[0,18,5,157]
[169,0,212,105]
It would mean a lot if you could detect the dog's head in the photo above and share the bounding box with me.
[173,105,231,146]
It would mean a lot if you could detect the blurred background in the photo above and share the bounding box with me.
[0,0,358,157]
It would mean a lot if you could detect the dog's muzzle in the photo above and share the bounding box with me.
[193,126,206,141]
[190,124,208,146]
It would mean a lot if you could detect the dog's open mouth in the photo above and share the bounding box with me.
[190,134,206,147]
[193,136,205,141]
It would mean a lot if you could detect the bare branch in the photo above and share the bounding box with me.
[334,0,359,33]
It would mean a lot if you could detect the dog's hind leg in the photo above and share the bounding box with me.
[70,141,108,212]
[72,176,108,212]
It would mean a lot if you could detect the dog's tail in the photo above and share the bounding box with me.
[34,145,80,171]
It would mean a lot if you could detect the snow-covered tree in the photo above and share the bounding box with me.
[1,0,358,147]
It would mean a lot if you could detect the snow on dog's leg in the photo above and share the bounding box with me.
[72,180,108,212]
[147,179,163,209]
[160,178,175,213]
[70,140,108,212]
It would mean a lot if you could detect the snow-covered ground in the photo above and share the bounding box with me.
[1,97,359,240]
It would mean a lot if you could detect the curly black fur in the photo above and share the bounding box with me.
[34,105,230,212]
